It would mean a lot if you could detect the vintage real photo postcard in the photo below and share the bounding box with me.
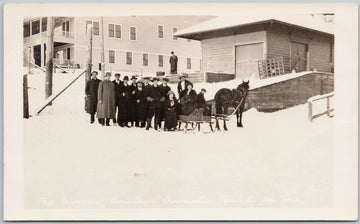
[3,2,358,221]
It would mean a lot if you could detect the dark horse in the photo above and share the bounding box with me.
[214,80,250,131]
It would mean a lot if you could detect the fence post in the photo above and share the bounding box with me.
[308,101,313,122]
[326,96,331,117]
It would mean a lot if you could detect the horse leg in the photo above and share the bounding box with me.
[239,106,244,127]
[215,117,220,130]
[223,106,228,131]
[236,109,241,127]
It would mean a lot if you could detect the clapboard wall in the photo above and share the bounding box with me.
[246,72,334,112]
[266,24,333,74]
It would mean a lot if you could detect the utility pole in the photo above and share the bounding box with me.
[100,16,105,80]
[86,24,93,81]
[45,16,54,103]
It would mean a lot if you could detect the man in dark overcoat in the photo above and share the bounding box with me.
[177,74,192,99]
[118,76,131,127]
[85,71,101,123]
[96,72,116,126]
[197,88,211,116]
[146,77,162,131]
[158,77,171,128]
[112,73,122,125]
[169,51,178,74]
[142,77,151,126]
[128,76,138,126]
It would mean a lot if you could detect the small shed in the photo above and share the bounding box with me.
[174,15,334,80]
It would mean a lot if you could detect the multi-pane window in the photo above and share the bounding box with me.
[62,21,69,32]
[108,24,114,37]
[23,23,30,37]
[126,52,132,65]
[109,50,115,63]
[115,25,121,38]
[187,58,191,69]
[143,54,148,66]
[173,28,177,40]
[158,55,163,67]
[158,25,163,38]
[93,21,99,35]
[86,20,99,35]
[41,17,47,32]
[130,27,136,40]
[32,19,40,35]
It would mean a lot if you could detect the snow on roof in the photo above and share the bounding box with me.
[174,14,334,38]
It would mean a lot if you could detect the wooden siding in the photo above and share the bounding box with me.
[246,72,334,112]
[266,24,333,73]
[308,33,333,72]
[206,72,235,83]
[201,31,266,74]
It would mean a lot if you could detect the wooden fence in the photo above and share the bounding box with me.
[307,92,334,122]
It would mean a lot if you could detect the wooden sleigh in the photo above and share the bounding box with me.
[177,109,215,133]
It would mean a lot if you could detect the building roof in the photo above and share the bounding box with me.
[174,14,334,40]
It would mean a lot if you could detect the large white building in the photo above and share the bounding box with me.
[23,16,213,75]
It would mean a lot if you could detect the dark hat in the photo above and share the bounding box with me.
[187,82,193,87]
[114,73,121,77]
[179,74,187,79]
[91,71,98,75]
[105,72,111,77]
[123,76,129,81]
[143,76,150,80]
[201,88,207,92]
[152,77,159,81]
[171,51,174,54]
[167,90,175,95]
[162,77,169,82]
[137,80,143,84]
[131,76,137,80]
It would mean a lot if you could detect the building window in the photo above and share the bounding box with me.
[158,55,163,67]
[158,25,163,38]
[86,20,99,35]
[41,17,47,32]
[23,23,30,37]
[108,24,114,37]
[173,28,177,40]
[130,27,136,40]
[187,58,191,69]
[62,21,69,32]
[126,52,132,65]
[93,21,99,35]
[115,25,121,38]
[143,54,148,66]
[109,50,115,63]
[32,19,40,35]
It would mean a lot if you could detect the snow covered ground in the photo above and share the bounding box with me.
[24,69,334,209]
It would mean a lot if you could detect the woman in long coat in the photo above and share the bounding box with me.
[164,91,179,131]
[96,72,116,126]
[179,83,197,115]
[135,81,148,128]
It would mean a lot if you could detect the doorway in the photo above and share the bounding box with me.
[235,42,264,80]
[290,42,308,72]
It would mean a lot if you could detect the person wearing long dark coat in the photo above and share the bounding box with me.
[197,88,211,116]
[96,72,116,126]
[112,73,122,125]
[128,76,138,127]
[146,77,162,131]
[135,81,147,128]
[142,77,151,126]
[158,77,171,129]
[179,83,197,115]
[169,51,178,74]
[118,76,131,127]
[164,91,179,131]
[85,71,101,124]
[177,74,192,99]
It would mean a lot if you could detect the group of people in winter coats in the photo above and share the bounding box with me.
[85,71,211,131]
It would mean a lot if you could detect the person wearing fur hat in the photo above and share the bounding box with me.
[146,77,162,130]
[118,75,131,127]
[96,72,116,126]
[177,74,192,99]
[128,76,138,126]
[179,82,197,115]
[164,90,179,131]
[135,80,147,127]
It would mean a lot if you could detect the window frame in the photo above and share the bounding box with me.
[126,52,132,65]
[109,50,115,64]
[158,25,164,38]
[187,58,192,69]
[108,24,115,38]
[172,27,178,40]
[143,53,148,66]
[130,26,137,40]
[158,55,163,67]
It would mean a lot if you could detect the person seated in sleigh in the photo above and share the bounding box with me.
[179,83,197,116]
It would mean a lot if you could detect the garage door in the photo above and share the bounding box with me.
[235,43,264,80]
